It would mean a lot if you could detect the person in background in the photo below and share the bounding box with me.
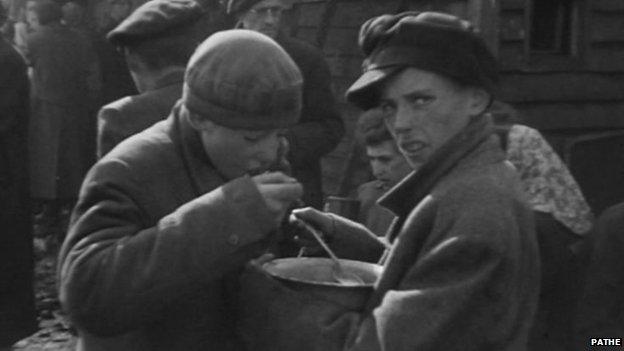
[95,0,137,105]
[575,202,624,348]
[250,12,540,350]
[25,0,99,239]
[11,0,35,57]
[354,108,411,236]
[62,1,93,38]
[227,0,344,209]
[490,102,594,350]
[97,0,210,158]
[0,4,37,348]
[59,30,304,351]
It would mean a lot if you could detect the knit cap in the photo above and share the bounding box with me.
[182,29,303,130]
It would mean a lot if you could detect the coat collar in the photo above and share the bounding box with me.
[151,68,185,92]
[169,102,227,196]
[379,113,500,219]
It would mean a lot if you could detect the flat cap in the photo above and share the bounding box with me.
[346,11,499,110]
[107,0,205,46]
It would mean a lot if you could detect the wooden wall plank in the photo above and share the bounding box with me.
[499,10,526,42]
[512,101,624,130]
[293,26,319,45]
[295,2,326,27]
[325,54,364,80]
[589,14,624,43]
[331,0,399,28]
[499,72,624,102]
[498,43,526,70]
[323,27,362,56]
[592,0,624,12]
[587,44,624,71]
[500,0,525,11]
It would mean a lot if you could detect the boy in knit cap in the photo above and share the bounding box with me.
[243,12,540,351]
[227,0,344,209]
[97,0,221,158]
[58,30,304,351]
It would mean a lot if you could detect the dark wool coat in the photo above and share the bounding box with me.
[0,37,37,346]
[96,69,184,158]
[575,202,624,346]
[356,180,396,236]
[277,34,344,208]
[58,104,278,351]
[239,115,540,351]
[26,23,97,199]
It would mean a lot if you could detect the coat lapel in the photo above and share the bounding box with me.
[379,114,495,242]
[170,103,227,197]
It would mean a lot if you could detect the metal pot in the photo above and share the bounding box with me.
[262,257,383,310]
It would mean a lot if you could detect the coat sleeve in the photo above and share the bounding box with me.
[342,191,533,351]
[286,48,344,164]
[58,160,277,336]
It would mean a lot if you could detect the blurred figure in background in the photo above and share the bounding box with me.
[95,0,137,105]
[491,102,594,351]
[25,0,99,239]
[97,0,213,158]
[227,0,345,209]
[0,4,37,348]
[354,109,411,236]
[575,202,624,348]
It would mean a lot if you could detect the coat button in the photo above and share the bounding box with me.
[228,234,240,246]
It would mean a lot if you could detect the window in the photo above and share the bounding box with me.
[529,0,577,55]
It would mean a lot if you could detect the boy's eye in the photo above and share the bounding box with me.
[408,95,434,106]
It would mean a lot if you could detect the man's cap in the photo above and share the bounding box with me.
[107,0,205,47]
[346,11,499,110]
[182,29,303,130]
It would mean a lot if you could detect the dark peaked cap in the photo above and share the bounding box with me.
[107,0,205,46]
[346,11,499,110]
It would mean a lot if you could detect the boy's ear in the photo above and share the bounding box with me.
[468,87,491,117]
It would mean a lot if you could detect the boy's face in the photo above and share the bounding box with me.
[366,140,411,189]
[378,67,487,170]
[190,109,287,179]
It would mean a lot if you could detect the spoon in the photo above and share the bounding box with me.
[290,215,365,286]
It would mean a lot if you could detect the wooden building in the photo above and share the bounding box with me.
[282,0,624,214]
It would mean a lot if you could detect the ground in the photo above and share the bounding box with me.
[11,238,76,351]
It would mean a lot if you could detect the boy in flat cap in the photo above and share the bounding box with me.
[97,0,216,158]
[256,12,540,351]
[59,30,304,351]
[227,0,344,209]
